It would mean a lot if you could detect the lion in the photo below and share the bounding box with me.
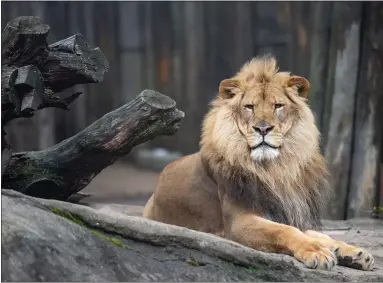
[143,56,374,271]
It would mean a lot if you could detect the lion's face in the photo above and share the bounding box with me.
[238,82,297,161]
[217,62,310,162]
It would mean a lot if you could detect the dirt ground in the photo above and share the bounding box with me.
[81,161,160,206]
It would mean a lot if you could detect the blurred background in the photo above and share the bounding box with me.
[2,1,382,220]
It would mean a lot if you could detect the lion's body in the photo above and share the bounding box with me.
[144,152,224,235]
[143,56,374,271]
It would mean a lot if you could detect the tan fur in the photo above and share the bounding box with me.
[144,56,374,271]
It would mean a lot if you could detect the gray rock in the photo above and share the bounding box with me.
[2,189,383,282]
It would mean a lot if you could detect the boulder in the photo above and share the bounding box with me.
[2,189,383,282]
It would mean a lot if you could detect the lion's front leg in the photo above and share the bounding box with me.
[305,230,374,271]
[221,198,337,270]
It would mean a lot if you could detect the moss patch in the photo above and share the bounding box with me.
[185,257,201,267]
[89,230,127,248]
[245,266,259,274]
[50,207,86,226]
[50,207,129,249]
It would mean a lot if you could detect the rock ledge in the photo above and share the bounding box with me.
[2,189,383,282]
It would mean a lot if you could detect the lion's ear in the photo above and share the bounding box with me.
[219,79,242,99]
[288,76,310,98]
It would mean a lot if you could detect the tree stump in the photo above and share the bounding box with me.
[1,16,185,200]
[1,16,109,124]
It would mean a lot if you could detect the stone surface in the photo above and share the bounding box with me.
[2,189,383,282]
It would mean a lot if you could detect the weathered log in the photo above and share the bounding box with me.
[347,2,383,218]
[40,90,82,111]
[1,65,82,123]
[2,90,185,200]
[2,65,44,122]
[1,16,109,124]
[1,16,49,67]
[42,34,109,92]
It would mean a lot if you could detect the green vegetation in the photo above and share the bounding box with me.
[89,229,127,248]
[50,207,86,226]
[185,257,201,267]
[50,207,128,249]
[245,266,259,274]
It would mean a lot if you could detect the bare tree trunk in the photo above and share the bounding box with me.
[2,90,184,200]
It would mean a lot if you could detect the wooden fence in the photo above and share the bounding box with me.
[2,1,382,220]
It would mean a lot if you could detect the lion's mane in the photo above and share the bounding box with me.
[200,57,330,230]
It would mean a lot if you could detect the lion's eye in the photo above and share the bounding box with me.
[275,103,284,109]
[244,104,254,111]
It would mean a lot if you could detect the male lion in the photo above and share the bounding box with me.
[143,56,374,271]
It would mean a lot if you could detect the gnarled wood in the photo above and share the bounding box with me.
[42,34,109,92]
[1,16,49,67]
[1,16,109,125]
[2,65,44,122]
[1,65,82,123]
[2,90,184,200]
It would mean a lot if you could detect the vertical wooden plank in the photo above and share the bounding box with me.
[82,2,98,126]
[204,2,240,103]
[164,1,186,152]
[252,2,293,71]
[119,55,143,103]
[147,2,206,155]
[212,2,238,78]
[151,2,172,97]
[43,1,70,144]
[307,2,333,134]
[92,2,121,118]
[65,2,87,136]
[142,2,156,91]
[307,2,332,138]
[116,1,147,162]
[233,2,253,68]
[347,2,383,218]
[145,2,175,151]
[182,2,206,154]
[323,2,363,220]
[289,2,312,77]
[4,1,32,19]
[203,1,220,96]
[119,1,144,104]
[125,1,156,156]
[1,2,11,28]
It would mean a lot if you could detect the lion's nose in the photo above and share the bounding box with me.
[253,120,274,136]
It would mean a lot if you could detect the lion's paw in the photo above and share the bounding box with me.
[294,241,337,270]
[334,244,374,271]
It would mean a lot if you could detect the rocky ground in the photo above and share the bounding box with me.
[2,189,383,282]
